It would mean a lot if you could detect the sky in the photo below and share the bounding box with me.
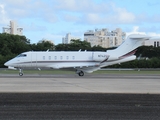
[0,0,160,45]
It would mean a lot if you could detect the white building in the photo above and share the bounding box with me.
[62,33,80,44]
[84,28,126,48]
[144,40,160,47]
[2,20,23,36]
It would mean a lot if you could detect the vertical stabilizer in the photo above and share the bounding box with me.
[106,34,151,57]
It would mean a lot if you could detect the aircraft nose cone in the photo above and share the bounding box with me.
[4,61,10,67]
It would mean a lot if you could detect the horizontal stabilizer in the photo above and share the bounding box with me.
[129,34,151,40]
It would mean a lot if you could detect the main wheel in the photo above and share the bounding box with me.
[78,71,84,76]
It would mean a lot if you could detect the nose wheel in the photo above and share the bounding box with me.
[19,72,23,76]
[19,68,23,76]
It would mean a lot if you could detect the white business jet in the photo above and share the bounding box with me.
[4,34,156,76]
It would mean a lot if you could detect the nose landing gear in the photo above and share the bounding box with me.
[19,68,23,76]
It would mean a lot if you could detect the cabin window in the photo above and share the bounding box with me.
[66,56,69,60]
[60,56,63,60]
[54,56,57,60]
[157,42,159,47]
[43,56,45,60]
[72,56,75,60]
[49,56,51,60]
[17,54,27,57]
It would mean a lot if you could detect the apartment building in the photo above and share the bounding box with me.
[2,20,23,36]
[144,39,160,47]
[62,33,80,44]
[84,28,126,48]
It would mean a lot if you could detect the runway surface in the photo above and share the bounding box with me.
[0,74,160,93]
[0,74,160,119]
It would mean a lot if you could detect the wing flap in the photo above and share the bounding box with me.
[76,66,101,73]
[48,62,100,69]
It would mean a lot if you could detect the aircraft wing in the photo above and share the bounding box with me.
[47,62,100,73]
[76,66,100,73]
[47,62,100,69]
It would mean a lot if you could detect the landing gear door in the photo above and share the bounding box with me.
[31,52,37,67]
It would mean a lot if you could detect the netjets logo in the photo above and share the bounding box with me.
[98,55,107,57]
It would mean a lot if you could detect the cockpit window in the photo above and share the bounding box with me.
[16,54,27,57]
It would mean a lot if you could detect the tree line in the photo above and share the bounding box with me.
[110,46,160,69]
[0,33,106,67]
[0,33,160,68]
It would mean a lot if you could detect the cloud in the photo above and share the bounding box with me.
[1,0,160,44]
[150,14,160,23]
[83,13,101,24]
[1,0,159,26]
[0,4,10,25]
[148,32,160,37]
[1,0,31,6]
[136,25,160,33]
[133,26,141,33]
[126,26,146,37]
[126,26,160,37]
[68,1,136,25]
[79,8,135,25]
[53,0,159,25]
[147,1,160,6]
[114,7,135,23]
[0,0,138,25]
[63,14,79,22]
[24,22,47,32]
[0,0,31,18]
[54,0,109,13]
[0,0,49,20]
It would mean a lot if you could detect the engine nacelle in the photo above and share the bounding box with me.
[107,56,119,61]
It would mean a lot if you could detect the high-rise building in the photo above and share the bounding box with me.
[84,28,126,48]
[62,33,80,44]
[2,20,23,36]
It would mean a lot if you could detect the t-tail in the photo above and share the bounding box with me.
[106,34,151,60]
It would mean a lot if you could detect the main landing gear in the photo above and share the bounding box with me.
[19,68,23,76]
[77,71,84,76]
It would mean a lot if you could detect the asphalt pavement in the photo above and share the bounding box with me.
[0,93,160,120]
[0,74,160,119]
